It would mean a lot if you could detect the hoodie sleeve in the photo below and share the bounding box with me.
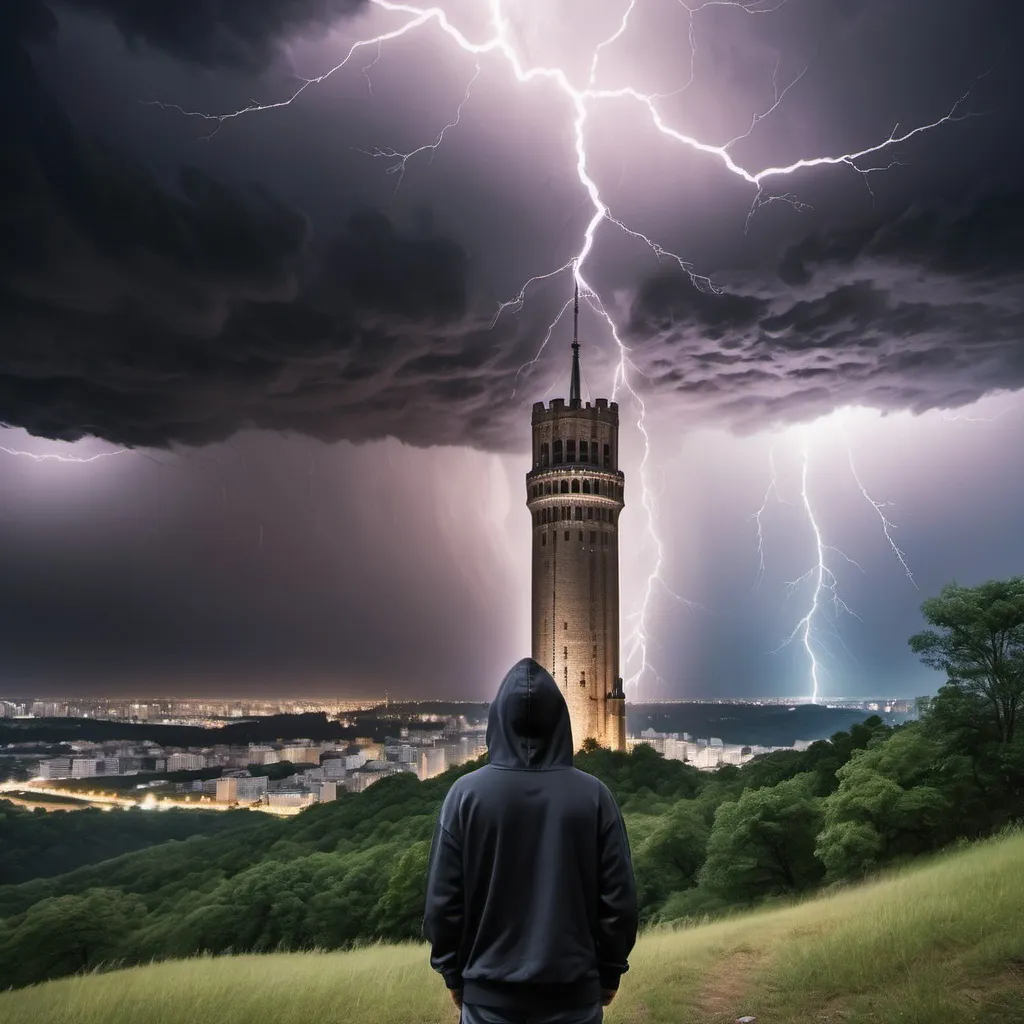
[595,783,639,990]
[422,786,465,990]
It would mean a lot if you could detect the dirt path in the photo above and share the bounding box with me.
[692,948,765,1024]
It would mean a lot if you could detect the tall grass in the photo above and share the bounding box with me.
[2,830,1022,1024]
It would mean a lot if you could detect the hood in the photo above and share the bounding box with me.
[486,657,574,769]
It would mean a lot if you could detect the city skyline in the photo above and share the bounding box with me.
[0,1,1021,702]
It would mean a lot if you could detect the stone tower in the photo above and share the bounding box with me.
[526,284,626,753]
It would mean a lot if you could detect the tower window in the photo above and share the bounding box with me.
[582,480,591,494]
[553,439,563,464]
[564,530,570,541]
[579,530,584,542]
[590,531,596,544]
[580,671,586,688]
[541,533,547,546]
[567,440,576,461]
[564,622,568,630]
[545,482,552,495]
[540,442,549,467]
[571,479,580,493]
[580,440,588,459]
[591,446,599,465]
[560,480,569,494]
[564,646,568,659]
[587,507,593,520]
[575,506,583,520]
[603,444,611,468]
[562,506,569,520]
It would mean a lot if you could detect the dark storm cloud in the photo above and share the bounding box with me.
[60,0,369,70]
[3,0,1023,458]
[0,8,537,452]
[627,189,1024,433]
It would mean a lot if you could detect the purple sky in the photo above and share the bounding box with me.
[0,0,1021,701]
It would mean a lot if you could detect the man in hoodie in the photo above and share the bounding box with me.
[423,657,639,1023]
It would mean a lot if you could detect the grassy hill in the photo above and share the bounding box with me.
[2,830,1022,1024]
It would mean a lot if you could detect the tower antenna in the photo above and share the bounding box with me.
[570,278,581,404]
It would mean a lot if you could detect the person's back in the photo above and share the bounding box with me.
[423,657,638,1023]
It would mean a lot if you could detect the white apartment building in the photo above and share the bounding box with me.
[247,745,279,766]
[280,745,322,765]
[235,775,268,801]
[317,781,339,803]
[322,758,347,780]
[417,746,446,781]
[71,757,121,778]
[37,757,73,779]
[215,777,238,803]
[167,753,207,771]
[344,750,368,770]
[266,791,315,809]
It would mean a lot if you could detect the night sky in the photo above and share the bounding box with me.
[1,0,1021,701]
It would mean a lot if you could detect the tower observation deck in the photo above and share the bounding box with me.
[525,283,626,753]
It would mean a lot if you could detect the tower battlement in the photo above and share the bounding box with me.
[532,397,619,416]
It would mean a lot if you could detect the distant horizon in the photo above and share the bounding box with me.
[1,694,924,707]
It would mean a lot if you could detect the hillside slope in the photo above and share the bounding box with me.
[2,830,1022,1024]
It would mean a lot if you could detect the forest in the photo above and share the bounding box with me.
[0,576,1021,992]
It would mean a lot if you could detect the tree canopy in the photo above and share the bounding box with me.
[910,577,1024,744]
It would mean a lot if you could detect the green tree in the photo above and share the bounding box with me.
[372,839,430,939]
[815,726,950,880]
[909,577,1024,744]
[0,888,144,987]
[699,774,824,902]
[633,800,710,919]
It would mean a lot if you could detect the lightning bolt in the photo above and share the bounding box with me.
[753,414,920,702]
[749,443,785,589]
[840,425,916,589]
[152,0,978,700]
[0,443,127,464]
[765,432,863,704]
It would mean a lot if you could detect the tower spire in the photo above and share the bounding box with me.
[570,278,581,405]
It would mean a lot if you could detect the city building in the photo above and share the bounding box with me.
[417,746,447,781]
[345,765,398,793]
[247,745,280,766]
[235,775,269,802]
[70,757,121,778]
[526,282,627,753]
[37,757,73,779]
[280,745,322,765]
[265,791,315,809]
[215,777,238,803]
[166,752,207,771]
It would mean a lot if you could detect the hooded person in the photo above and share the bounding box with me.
[423,657,638,1023]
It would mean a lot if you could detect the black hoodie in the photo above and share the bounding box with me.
[422,657,638,1012]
